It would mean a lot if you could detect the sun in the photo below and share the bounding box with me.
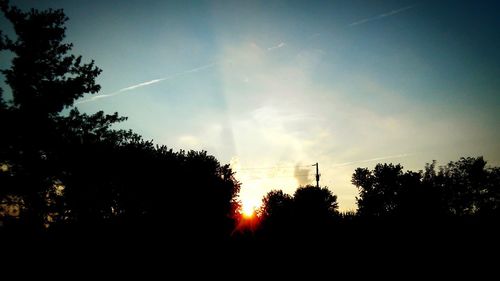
[240,197,260,219]
[236,181,265,219]
[242,204,255,218]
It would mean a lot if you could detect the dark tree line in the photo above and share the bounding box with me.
[352,157,500,219]
[258,157,500,228]
[251,158,500,254]
[254,156,500,245]
[0,1,240,243]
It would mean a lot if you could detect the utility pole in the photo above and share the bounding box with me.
[313,162,320,188]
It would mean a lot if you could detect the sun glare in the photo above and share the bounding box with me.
[242,204,255,218]
[236,199,260,232]
[241,197,260,218]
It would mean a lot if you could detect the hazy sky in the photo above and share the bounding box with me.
[2,0,500,211]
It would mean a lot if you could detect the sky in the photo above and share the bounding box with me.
[2,0,500,211]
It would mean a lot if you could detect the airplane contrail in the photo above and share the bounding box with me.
[119,78,165,92]
[75,62,218,105]
[349,5,416,27]
[332,153,412,168]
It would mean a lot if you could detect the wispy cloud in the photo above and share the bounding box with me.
[332,153,412,168]
[349,5,416,27]
[294,164,312,186]
[182,63,218,73]
[268,42,286,51]
[75,62,218,105]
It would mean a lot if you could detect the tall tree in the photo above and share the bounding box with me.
[0,0,112,230]
[0,0,101,116]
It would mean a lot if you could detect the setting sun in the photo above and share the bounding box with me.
[241,198,259,218]
[242,205,255,218]
[235,199,261,232]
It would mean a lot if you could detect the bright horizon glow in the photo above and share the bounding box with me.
[241,198,258,218]
[242,207,255,218]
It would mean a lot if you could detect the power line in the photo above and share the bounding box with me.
[236,164,315,170]
[236,173,312,179]
[241,175,313,179]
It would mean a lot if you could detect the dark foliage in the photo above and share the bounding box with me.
[352,157,500,218]
[0,0,101,116]
[258,189,294,238]
[257,185,339,241]
[0,1,240,244]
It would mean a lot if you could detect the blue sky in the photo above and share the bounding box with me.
[2,0,500,211]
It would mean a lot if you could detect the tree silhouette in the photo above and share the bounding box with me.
[0,0,101,116]
[257,186,339,240]
[352,157,500,218]
[352,163,452,218]
[292,185,338,239]
[293,185,338,219]
[352,163,404,217]
[0,0,107,230]
[258,190,293,238]
[0,2,241,241]
[436,157,500,216]
[260,190,293,219]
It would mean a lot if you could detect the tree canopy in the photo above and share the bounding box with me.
[352,157,500,218]
[258,185,339,240]
[0,0,101,116]
[0,1,240,240]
